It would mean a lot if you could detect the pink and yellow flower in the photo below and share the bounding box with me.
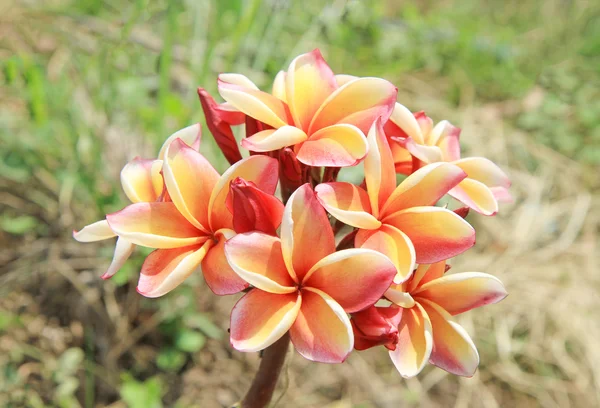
[104,138,279,297]
[217,49,398,167]
[315,119,475,283]
[386,106,511,215]
[224,184,397,363]
[73,124,202,279]
[383,261,507,377]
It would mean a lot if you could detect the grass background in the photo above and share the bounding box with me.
[1,0,599,407]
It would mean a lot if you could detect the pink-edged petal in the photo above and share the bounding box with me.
[351,305,403,351]
[197,88,243,165]
[302,248,396,313]
[334,74,357,86]
[230,289,301,352]
[163,138,219,231]
[404,137,443,164]
[314,182,380,229]
[73,219,115,242]
[227,177,284,235]
[449,178,498,216]
[120,158,163,203]
[414,272,507,315]
[286,49,337,132]
[364,118,396,216]
[309,77,397,135]
[408,261,447,292]
[272,70,287,103]
[389,302,433,378]
[383,207,475,264]
[436,123,461,162]
[453,157,511,188]
[218,73,259,89]
[101,237,135,280]
[418,299,480,377]
[158,123,202,160]
[388,103,424,144]
[106,202,205,249]
[355,225,416,284]
[201,229,249,295]
[381,162,467,217]
[218,76,290,129]
[281,184,335,281]
[241,126,307,152]
[490,186,513,203]
[290,288,353,363]
[209,155,279,232]
[224,231,296,293]
[137,241,212,297]
[296,124,368,167]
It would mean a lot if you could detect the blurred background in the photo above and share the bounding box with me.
[1,0,599,407]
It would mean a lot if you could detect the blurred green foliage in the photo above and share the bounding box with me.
[1,0,598,406]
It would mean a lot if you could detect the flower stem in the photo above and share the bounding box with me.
[241,333,290,408]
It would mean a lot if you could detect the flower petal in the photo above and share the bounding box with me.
[418,299,480,377]
[281,184,335,281]
[197,88,243,165]
[385,286,416,308]
[381,162,467,217]
[351,305,403,351]
[120,158,163,203]
[218,76,290,129]
[449,178,498,216]
[201,229,249,295]
[334,74,357,86]
[158,123,202,160]
[107,202,206,248]
[209,155,279,231]
[224,232,296,293]
[296,124,368,167]
[272,70,287,102]
[364,118,396,216]
[490,186,513,203]
[408,261,447,292]
[241,126,308,152]
[102,237,135,280]
[383,207,475,264]
[388,103,424,144]
[137,241,212,297]
[286,49,337,132]
[303,248,396,313]
[218,73,260,89]
[290,288,353,363]
[414,272,507,315]
[436,123,461,162]
[404,137,443,164]
[163,138,220,232]
[389,302,433,378]
[230,289,301,352]
[314,182,380,229]
[309,77,397,135]
[227,177,284,235]
[355,224,416,284]
[453,157,511,188]
[73,220,115,242]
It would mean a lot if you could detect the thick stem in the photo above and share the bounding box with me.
[241,333,290,408]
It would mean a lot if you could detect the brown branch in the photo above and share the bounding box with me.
[241,333,290,408]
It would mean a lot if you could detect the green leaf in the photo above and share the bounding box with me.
[183,313,223,339]
[175,330,206,353]
[0,215,38,235]
[155,348,186,372]
[120,375,163,408]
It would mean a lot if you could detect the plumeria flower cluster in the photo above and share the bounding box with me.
[75,49,509,378]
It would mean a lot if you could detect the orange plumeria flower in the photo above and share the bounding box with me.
[315,119,475,283]
[382,261,507,377]
[386,105,511,215]
[217,49,398,167]
[224,184,397,363]
[104,138,279,297]
[73,124,202,279]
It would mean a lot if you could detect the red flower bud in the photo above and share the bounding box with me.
[197,88,243,165]
[351,305,403,351]
[226,177,284,235]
